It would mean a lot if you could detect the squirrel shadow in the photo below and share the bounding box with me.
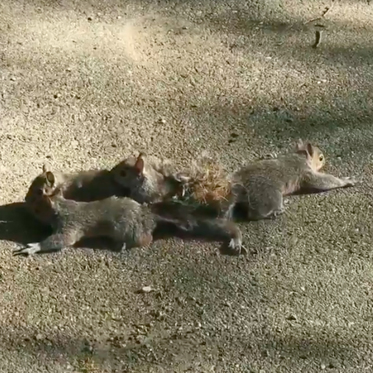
[0,202,127,253]
[0,202,51,245]
[0,202,242,256]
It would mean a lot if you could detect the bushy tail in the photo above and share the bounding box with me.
[150,201,244,255]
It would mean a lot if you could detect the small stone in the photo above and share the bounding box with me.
[135,335,144,343]
[261,350,269,357]
[35,333,44,341]
[140,286,153,293]
[286,314,297,321]
[321,364,326,370]
[10,77,16,81]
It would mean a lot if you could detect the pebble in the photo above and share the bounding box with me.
[140,286,153,293]
[286,314,297,321]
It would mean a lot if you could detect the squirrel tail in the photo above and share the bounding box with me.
[150,201,244,255]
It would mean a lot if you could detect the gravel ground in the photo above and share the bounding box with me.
[0,0,373,372]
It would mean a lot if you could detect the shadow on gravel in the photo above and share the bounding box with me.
[0,202,51,245]
[190,97,373,162]
[3,327,363,371]
[261,332,361,369]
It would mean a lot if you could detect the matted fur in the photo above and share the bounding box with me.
[180,153,232,208]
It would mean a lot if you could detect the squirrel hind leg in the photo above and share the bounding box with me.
[219,236,248,256]
[247,191,284,221]
[111,228,153,250]
[217,221,247,256]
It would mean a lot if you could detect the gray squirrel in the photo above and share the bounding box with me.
[17,172,245,256]
[226,139,356,220]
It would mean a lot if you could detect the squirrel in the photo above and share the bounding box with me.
[16,172,245,256]
[109,141,356,221]
[110,152,231,210]
[110,153,185,204]
[25,165,129,225]
[226,139,356,220]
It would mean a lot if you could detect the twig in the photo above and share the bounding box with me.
[305,0,336,25]
[312,30,323,48]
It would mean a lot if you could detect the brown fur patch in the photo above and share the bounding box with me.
[183,157,231,206]
[282,179,301,196]
[137,233,153,247]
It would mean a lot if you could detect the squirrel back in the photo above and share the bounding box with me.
[49,191,155,243]
[232,139,326,196]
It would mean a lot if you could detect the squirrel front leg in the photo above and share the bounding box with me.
[301,172,356,192]
[13,231,81,256]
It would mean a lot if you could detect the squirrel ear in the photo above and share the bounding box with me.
[296,139,304,151]
[306,142,314,157]
[134,153,145,174]
[45,171,55,186]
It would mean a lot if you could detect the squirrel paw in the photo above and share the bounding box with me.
[341,176,357,187]
[273,207,285,217]
[13,243,41,256]
[223,238,247,256]
[262,152,277,159]
[267,206,285,220]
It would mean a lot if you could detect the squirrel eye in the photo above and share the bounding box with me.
[36,189,43,196]
[319,155,324,161]
[120,170,127,177]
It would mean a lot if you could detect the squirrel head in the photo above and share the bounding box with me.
[295,139,325,171]
[110,152,146,191]
[25,167,60,223]
[25,165,58,203]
